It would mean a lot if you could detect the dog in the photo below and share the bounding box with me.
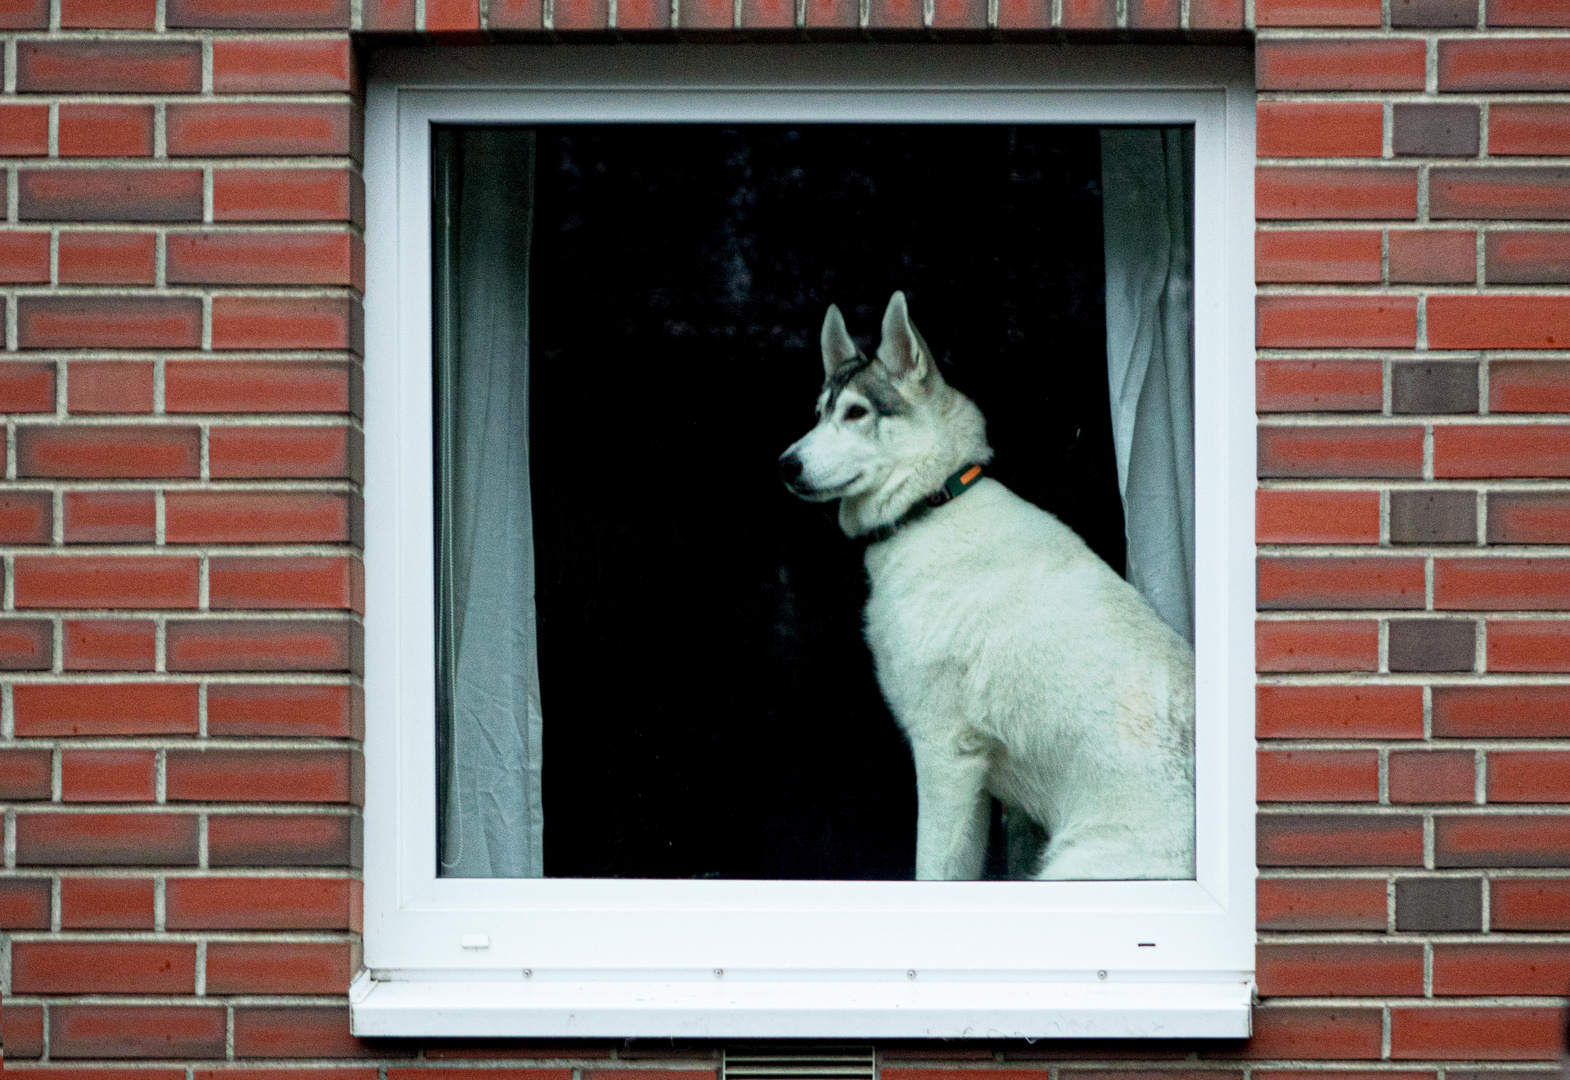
[779,292,1195,880]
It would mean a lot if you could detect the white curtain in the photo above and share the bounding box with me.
[1100,127,1195,643]
[436,128,544,878]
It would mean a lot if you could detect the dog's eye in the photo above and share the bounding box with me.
[843,405,869,422]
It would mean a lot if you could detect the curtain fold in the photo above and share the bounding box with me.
[1100,127,1196,643]
[435,128,544,878]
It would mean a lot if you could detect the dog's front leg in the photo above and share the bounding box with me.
[911,738,990,881]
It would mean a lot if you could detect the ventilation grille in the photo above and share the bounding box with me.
[722,1048,876,1080]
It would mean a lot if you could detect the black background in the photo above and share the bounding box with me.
[526,124,1118,879]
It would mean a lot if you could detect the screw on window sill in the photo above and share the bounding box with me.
[1097,970,1107,980]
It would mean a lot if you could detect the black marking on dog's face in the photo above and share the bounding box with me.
[819,351,909,420]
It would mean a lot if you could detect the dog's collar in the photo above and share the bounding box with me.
[858,463,985,546]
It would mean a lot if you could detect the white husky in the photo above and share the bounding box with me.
[779,292,1195,880]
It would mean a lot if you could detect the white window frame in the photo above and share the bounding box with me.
[358,42,1257,1041]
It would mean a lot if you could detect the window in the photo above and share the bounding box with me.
[359,43,1257,1039]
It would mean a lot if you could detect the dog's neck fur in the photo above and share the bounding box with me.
[837,386,993,539]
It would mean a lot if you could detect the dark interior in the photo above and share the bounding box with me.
[520,123,1117,879]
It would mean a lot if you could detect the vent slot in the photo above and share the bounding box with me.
[723,1048,877,1080]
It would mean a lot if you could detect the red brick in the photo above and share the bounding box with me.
[64,490,157,543]
[232,1006,375,1059]
[13,682,199,737]
[1489,104,1570,156]
[1256,231,1382,284]
[166,875,356,929]
[15,812,199,866]
[206,941,354,995]
[1257,39,1427,91]
[1259,749,1379,803]
[1259,813,1425,866]
[1488,619,1570,671]
[1244,1006,1385,1060]
[553,0,609,28]
[1125,0,1178,26]
[214,169,362,223]
[1390,1006,1564,1060]
[1434,424,1570,477]
[167,360,355,415]
[208,814,356,867]
[1431,168,1570,221]
[0,492,52,544]
[486,0,537,26]
[3,1002,44,1059]
[1433,684,1570,737]
[20,169,204,223]
[995,0,1049,27]
[1258,620,1380,672]
[62,749,157,803]
[1435,557,1570,609]
[0,621,48,675]
[1258,296,1417,347]
[1257,943,1423,996]
[17,426,201,479]
[1389,750,1477,804]
[1487,233,1570,285]
[0,748,53,799]
[399,1071,576,1080]
[62,0,158,25]
[167,748,359,804]
[165,491,358,544]
[167,103,354,158]
[209,424,357,479]
[0,231,51,283]
[212,296,360,352]
[364,0,417,25]
[213,38,353,93]
[1389,230,1476,284]
[0,877,53,928]
[1258,168,1418,221]
[1257,489,1380,544]
[58,104,154,158]
[1257,360,1383,413]
[616,0,672,25]
[210,556,360,611]
[1489,750,1570,802]
[166,0,350,26]
[168,231,359,287]
[166,619,360,673]
[1490,490,1570,542]
[1432,943,1570,996]
[1489,0,1570,23]
[931,0,986,27]
[64,620,156,672]
[16,41,202,93]
[207,682,361,738]
[58,232,158,286]
[1258,426,1424,479]
[18,296,202,350]
[12,940,195,994]
[0,104,49,155]
[0,361,57,412]
[1491,878,1570,929]
[1190,0,1243,25]
[425,0,481,26]
[741,0,794,25]
[1436,815,1570,867]
[1256,0,1379,24]
[1059,0,1115,25]
[1257,877,1389,930]
[49,1005,226,1060]
[0,0,46,26]
[1258,684,1425,739]
[14,555,200,610]
[1439,39,1570,91]
[68,360,155,415]
[60,876,156,928]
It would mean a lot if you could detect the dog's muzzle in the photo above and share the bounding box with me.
[778,451,806,487]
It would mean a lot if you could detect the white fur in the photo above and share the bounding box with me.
[783,293,1195,880]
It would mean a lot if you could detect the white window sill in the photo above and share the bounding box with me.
[350,971,1253,1039]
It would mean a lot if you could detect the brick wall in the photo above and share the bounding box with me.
[1,0,1568,1074]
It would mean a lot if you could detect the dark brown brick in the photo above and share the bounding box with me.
[1391,489,1479,544]
[1388,619,1478,672]
[1487,231,1570,283]
[207,813,359,868]
[20,170,204,223]
[1396,876,1483,930]
[166,0,350,26]
[1392,361,1479,414]
[1393,104,1481,157]
[1392,0,1477,22]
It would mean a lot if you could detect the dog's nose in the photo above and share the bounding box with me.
[778,452,804,485]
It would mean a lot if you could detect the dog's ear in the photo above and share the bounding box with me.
[876,291,935,389]
[820,304,859,379]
